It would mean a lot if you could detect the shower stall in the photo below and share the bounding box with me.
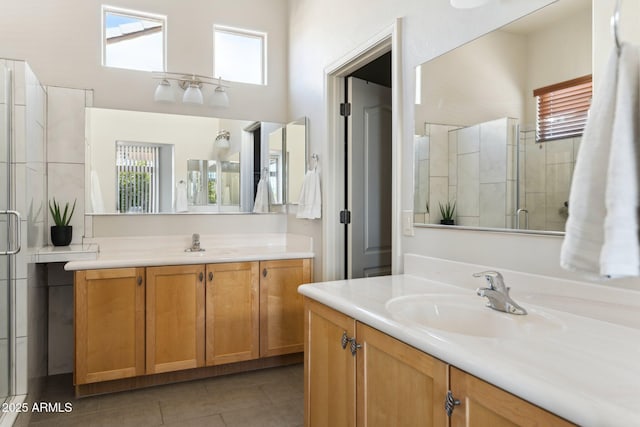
[0,65,19,407]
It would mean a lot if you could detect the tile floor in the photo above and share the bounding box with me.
[29,364,304,426]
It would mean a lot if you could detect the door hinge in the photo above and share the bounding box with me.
[339,210,351,224]
[340,102,351,117]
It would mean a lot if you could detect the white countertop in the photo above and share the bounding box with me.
[298,255,640,427]
[64,233,314,271]
[33,244,99,264]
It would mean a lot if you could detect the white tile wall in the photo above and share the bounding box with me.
[46,87,86,164]
[47,163,84,244]
[479,119,507,184]
[46,86,92,244]
[479,182,506,228]
[457,152,480,217]
[3,59,48,402]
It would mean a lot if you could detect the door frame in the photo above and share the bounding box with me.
[322,19,403,280]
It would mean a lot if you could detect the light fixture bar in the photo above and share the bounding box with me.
[152,71,230,107]
[151,71,230,88]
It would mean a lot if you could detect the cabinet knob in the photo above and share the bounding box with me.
[262,268,267,278]
[199,272,204,282]
[445,390,461,417]
[350,339,361,356]
[341,331,349,350]
[137,276,142,286]
[208,271,214,282]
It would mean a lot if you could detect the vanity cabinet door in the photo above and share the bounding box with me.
[304,299,356,427]
[74,268,145,385]
[449,367,575,427]
[356,323,448,427]
[146,264,205,374]
[260,258,312,357]
[205,262,260,366]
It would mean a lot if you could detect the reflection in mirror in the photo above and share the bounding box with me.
[285,117,308,204]
[268,127,284,204]
[86,107,283,214]
[414,0,592,233]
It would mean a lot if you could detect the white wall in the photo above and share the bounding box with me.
[415,31,527,129]
[524,6,592,125]
[288,0,552,281]
[288,0,640,290]
[0,0,289,123]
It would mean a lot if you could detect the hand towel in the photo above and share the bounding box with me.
[560,47,619,275]
[175,180,188,212]
[253,176,270,213]
[601,44,640,277]
[297,168,322,219]
[561,44,640,278]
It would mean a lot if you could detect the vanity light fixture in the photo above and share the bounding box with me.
[152,72,230,107]
[215,130,231,148]
[450,0,490,8]
[210,78,230,108]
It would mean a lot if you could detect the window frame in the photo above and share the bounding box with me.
[101,5,167,72]
[213,24,267,86]
[534,75,592,143]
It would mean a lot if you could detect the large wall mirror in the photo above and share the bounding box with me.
[414,0,591,233]
[86,108,308,214]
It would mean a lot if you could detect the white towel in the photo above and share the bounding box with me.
[561,44,640,278]
[253,176,270,213]
[601,45,640,277]
[296,168,321,219]
[176,180,188,212]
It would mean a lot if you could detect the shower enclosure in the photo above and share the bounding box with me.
[0,66,19,404]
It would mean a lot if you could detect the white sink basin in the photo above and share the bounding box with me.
[385,294,565,339]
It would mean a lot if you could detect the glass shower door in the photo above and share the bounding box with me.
[0,65,17,402]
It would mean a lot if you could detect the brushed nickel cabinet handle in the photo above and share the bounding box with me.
[262,268,267,278]
[137,276,142,286]
[208,271,213,282]
[199,272,204,282]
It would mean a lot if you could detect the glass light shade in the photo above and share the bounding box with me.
[210,87,229,108]
[450,0,490,8]
[216,138,230,149]
[183,83,204,105]
[153,79,175,103]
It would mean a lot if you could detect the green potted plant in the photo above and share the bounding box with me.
[439,200,456,225]
[49,198,76,246]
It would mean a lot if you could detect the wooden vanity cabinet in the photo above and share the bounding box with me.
[74,268,145,385]
[304,299,357,426]
[304,299,448,427]
[146,264,206,374]
[260,258,311,357]
[74,257,312,393]
[357,323,448,427]
[305,300,574,427]
[205,262,260,365]
[449,367,574,427]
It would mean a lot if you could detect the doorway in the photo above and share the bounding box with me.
[322,21,402,281]
[344,53,392,278]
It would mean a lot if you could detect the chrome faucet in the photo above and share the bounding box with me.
[185,233,205,252]
[473,271,527,315]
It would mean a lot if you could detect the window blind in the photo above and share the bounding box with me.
[534,75,592,142]
[116,143,160,213]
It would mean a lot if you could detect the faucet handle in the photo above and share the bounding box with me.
[192,233,200,241]
[472,271,506,292]
[472,270,502,279]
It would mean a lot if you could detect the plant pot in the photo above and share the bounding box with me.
[51,225,72,246]
[440,219,455,225]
